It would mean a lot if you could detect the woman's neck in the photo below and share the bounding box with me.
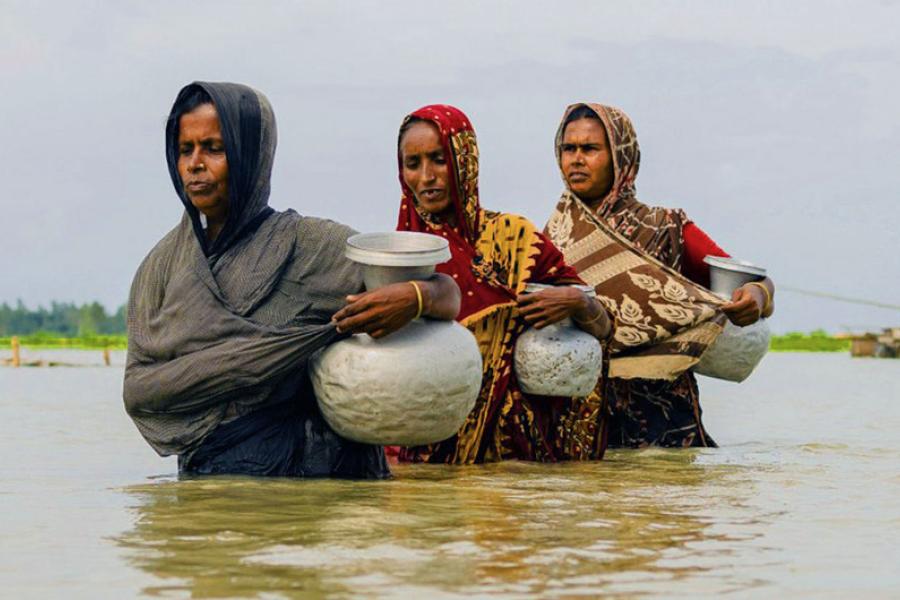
[205,215,227,242]
[435,209,458,228]
[442,215,458,228]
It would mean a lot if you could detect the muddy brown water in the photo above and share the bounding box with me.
[1,352,898,598]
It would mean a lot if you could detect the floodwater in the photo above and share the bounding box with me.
[1,353,898,598]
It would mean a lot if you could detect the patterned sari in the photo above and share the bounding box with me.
[545,103,726,448]
[396,105,606,464]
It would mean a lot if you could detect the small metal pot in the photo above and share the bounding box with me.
[697,256,770,382]
[704,256,766,299]
[346,231,451,290]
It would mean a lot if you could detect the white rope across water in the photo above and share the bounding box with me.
[779,286,900,312]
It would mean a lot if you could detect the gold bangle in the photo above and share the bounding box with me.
[573,308,607,325]
[746,281,771,314]
[408,281,424,319]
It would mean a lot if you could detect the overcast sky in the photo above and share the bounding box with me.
[1,0,898,333]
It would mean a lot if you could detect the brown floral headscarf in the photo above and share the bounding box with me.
[555,103,690,268]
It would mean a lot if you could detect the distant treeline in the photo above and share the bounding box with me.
[0,301,126,337]
[769,330,850,352]
[0,301,853,354]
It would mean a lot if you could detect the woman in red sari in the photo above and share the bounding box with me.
[395,104,612,464]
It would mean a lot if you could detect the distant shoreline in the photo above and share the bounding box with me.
[1,334,127,350]
[1,331,851,353]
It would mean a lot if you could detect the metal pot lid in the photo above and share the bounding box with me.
[346,232,451,267]
[703,255,767,278]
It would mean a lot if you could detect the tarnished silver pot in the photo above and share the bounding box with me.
[345,231,450,290]
[310,232,483,446]
[311,319,482,446]
[704,256,767,298]
[513,284,603,397]
[694,256,770,383]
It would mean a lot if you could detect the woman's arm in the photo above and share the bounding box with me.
[722,277,775,326]
[124,323,337,416]
[516,287,612,341]
[682,221,774,325]
[682,222,730,288]
[515,231,612,339]
[332,273,461,339]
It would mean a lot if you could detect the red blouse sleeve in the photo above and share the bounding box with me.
[530,231,585,286]
[682,222,730,288]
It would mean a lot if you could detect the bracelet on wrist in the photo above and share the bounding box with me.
[408,281,424,319]
[573,308,606,325]
[746,281,771,314]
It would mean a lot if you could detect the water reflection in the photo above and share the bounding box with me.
[118,450,759,598]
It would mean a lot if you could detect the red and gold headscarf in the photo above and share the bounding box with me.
[396,105,518,319]
[397,105,480,242]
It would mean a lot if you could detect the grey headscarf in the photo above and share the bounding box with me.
[124,82,362,456]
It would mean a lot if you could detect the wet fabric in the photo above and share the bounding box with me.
[544,102,721,448]
[123,81,388,478]
[605,371,714,448]
[179,388,388,478]
[396,104,606,464]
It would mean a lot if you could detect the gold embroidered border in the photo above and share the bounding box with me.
[561,229,615,265]
[579,252,646,287]
[609,354,700,381]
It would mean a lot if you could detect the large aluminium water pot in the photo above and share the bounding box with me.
[309,232,483,446]
[513,284,603,397]
[694,256,771,383]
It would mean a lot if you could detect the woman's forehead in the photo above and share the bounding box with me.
[401,120,442,150]
[179,104,222,138]
[563,117,608,143]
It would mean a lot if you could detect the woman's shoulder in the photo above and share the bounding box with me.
[127,217,195,308]
[641,202,689,225]
[292,212,358,246]
[285,212,361,279]
[132,217,192,280]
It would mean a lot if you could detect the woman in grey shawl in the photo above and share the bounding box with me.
[123,82,460,477]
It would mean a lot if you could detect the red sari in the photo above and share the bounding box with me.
[395,105,607,464]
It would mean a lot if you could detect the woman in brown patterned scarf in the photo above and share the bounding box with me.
[545,104,775,448]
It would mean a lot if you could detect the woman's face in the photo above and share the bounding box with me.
[560,117,614,203]
[400,121,453,220]
[177,103,230,223]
